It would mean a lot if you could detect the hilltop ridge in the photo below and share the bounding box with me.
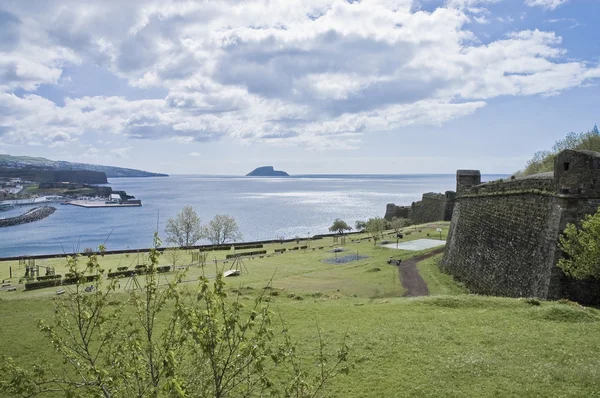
[246,166,289,177]
[0,154,168,178]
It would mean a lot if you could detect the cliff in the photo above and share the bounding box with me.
[0,167,108,184]
[246,166,289,177]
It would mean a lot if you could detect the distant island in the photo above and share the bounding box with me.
[0,154,168,178]
[246,166,289,177]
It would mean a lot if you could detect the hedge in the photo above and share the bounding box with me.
[274,248,286,253]
[25,279,61,290]
[108,270,136,279]
[37,275,61,281]
[157,265,171,273]
[234,244,263,250]
[25,274,99,291]
[226,250,267,259]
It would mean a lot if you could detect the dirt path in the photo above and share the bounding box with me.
[397,247,445,297]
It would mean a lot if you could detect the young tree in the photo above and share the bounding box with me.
[390,217,410,233]
[165,247,183,269]
[354,220,366,232]
[204,214,243,245]
[165,205,203,248]
[366,217,387,246]
[329,219,352,235]
[558,208,600,279]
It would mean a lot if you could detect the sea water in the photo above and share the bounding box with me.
[0,174,504,257]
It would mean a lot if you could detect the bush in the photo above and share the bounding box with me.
[25,279,61,291]
[156,265,171,273]
[274,248,286,253]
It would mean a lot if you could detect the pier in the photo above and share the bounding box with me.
[67,201,142,208]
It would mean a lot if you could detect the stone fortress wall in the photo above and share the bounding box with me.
[441,149,600,304]
[385,191,461,225]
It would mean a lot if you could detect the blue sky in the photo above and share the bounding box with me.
[0,0,598,175]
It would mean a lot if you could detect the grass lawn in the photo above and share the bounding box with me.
[1,222,599,397]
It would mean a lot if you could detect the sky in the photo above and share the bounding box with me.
[0,0,598,175]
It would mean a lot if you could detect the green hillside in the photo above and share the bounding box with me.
[520,124,600,176]
[0,154,168,178]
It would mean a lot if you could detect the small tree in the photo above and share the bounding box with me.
[390,217,410,234]
[366,217,387,246]
[354,220,366,232]
[165,247,183,269]
[165,205,203,248]
[204,214,243,245]
[558,208,600,279]
[329,219,352,235]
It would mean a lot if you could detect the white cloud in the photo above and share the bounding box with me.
[0,0,598,151]
[189,152,201,157]
[110,146,132,158]
[525,0,568,10]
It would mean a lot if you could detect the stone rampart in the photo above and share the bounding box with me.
[411,192,454,224]
[384,203,410,221]
[461,175,555,196]
[0,206,56,227]
[442,150,600,304]
[441,194,562,298]
[385,192,455,223]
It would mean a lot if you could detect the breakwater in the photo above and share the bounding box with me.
[0,206,56,228]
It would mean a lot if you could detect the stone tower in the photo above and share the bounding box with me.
[456,170,481,195]
[554,149,600,196]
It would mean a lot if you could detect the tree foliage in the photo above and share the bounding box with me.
[328,219,352,235]
[204,214,243,245]
[390,217,410,233]
[0,237,351,397]
[354,220,366,232]
[521,125,600,176]
[558,207,600,279]
[365,217,387,246]
[165,205,203,247]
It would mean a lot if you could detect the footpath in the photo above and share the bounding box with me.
[398,247,446,297]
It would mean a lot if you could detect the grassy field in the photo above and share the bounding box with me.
[2,222,600,397]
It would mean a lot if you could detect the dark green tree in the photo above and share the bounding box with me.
[365,217,387,246]
[329,219,352,235]
[558,207,600,279]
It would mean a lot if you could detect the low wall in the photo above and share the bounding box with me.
[0,206,56,228]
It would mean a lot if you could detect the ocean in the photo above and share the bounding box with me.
[0,174,504,257]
